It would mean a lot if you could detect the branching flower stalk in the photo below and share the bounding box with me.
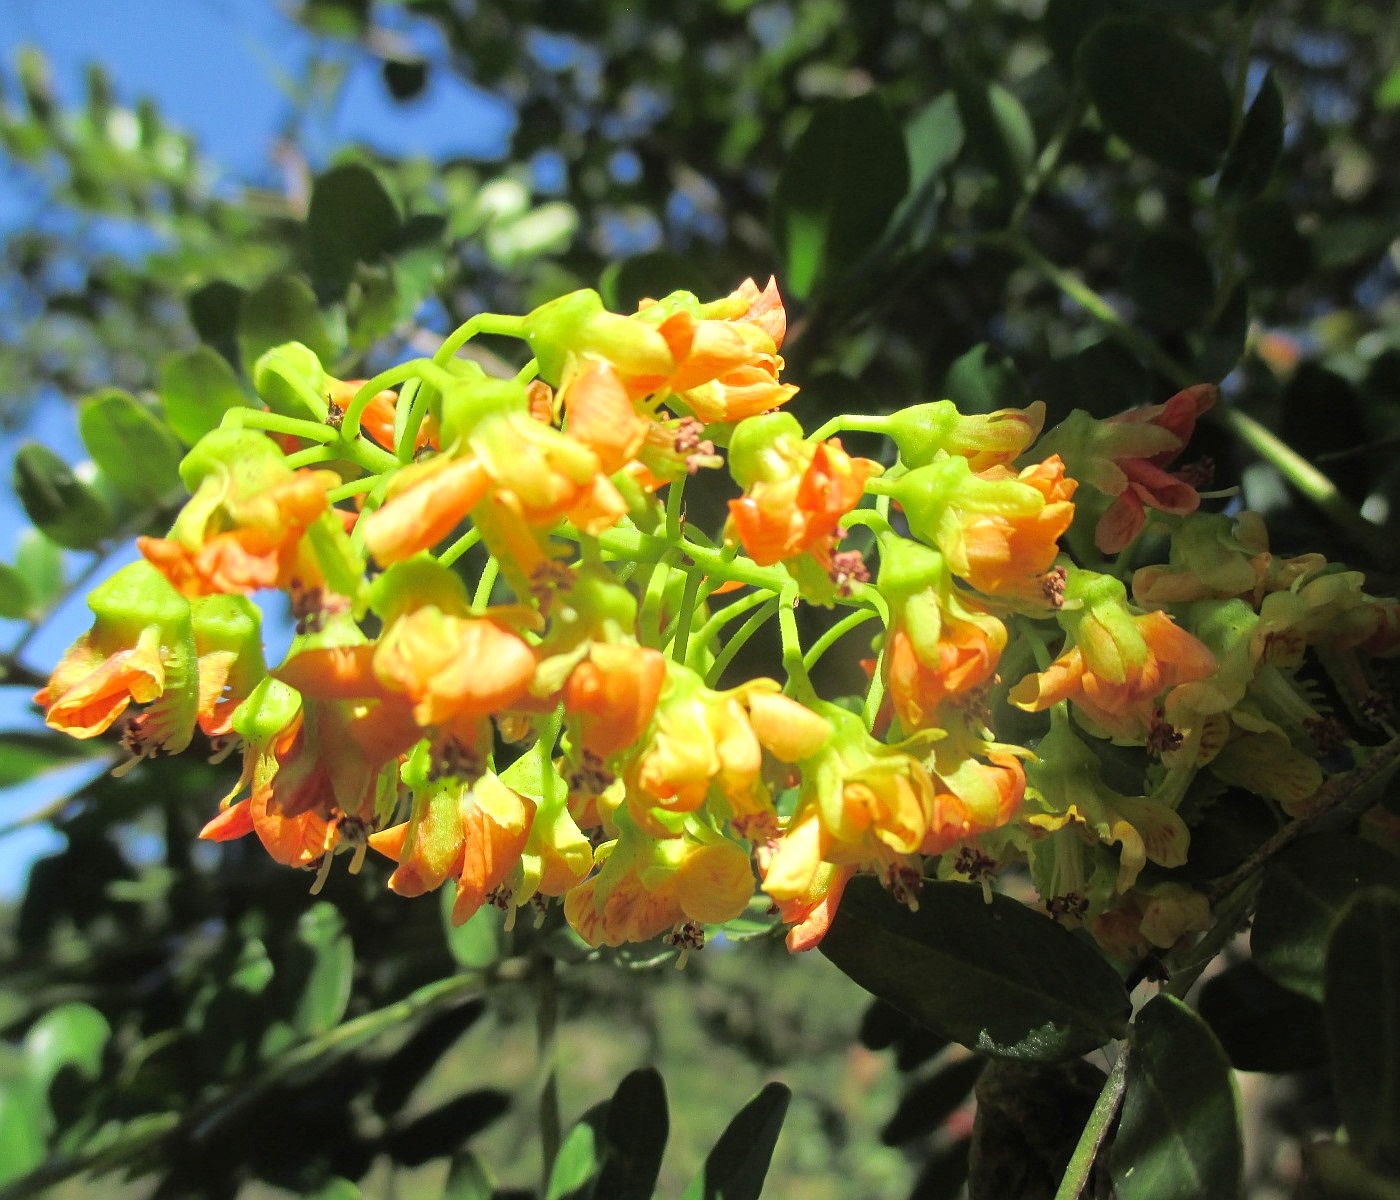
[35,277,1400,967]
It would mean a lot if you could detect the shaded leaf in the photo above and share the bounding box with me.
[593,1067,669,1200]
[14,529,64,613]
[372,1000,486,1119]
[12,444,116,550]
[308,164,402,299]
[1125,231,1216,333]
[1301,1140,1400,1200]
[944,344,1028,415]
[441,1152,494,1200]
[187,279,245,367]
[600,252,717,313]
[1044,0,1112,79]
[1190,282,1250,382]
[1251,832,1400,1002]
[546,1101,610,1200]
[884,93,965,252]
[1110,994,1242,1200]
[1080,19,1232,176]
[0,565,32,620]
[1196,960,1327,1072]
[1218,71,1284,202]
[820,879,1130,1062]
[1237,199,1313,287]
[772,94,909,300]
[681,1081,790,1200]
[881,1055,983,1146]
[1280,364,1370,502]
[78,388,184,507]
[953,73,1035,194]
[385,1089,512,1166]
[158,345,252,446]
[0,731,103,788]
[1324,886,1400,1171]
[238,274,336,371]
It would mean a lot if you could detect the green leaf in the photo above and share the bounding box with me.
[385,1090,511,1165]
[1196,960,1326,1073]
[12,444,116,550]
[546,1101,609,1200]
[819,879,1131,1061]
[772,94,910,300]
[1044,0,1112,78]
[681,1082,791,1200]
[0,1079,46,1186]
[953,74,1036,194]
[0,731,103,788]
[485,202,579,269]
[239,274,336,372]
[442,887,505,968]
[1079,19,1233,176]
[1218,71,1284,202]
[943,344,1028,415]
[78,388,184,507]
[600,252,718,313]
[284,902,354,1038]
[883,93,964,252]
[308,163,403,299]
[1237,199,1313,287]
[1190,282,1250,382]
[0,565,32,620]
[592,1067,669,1200]
[187,279,245,367]
[158,345,252,446]
[1324,886,1400,1171]
[1110,994,1242,1200]
[1125,231,1216,332]
[14,529,63,612]
[24,1002,111,1095]
[1251,833,1400,1003]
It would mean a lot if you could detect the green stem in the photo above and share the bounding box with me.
[665,566,703,663]
[325,476,381,505]
[341,360,457,442]
[778,587,819,703]
[861,644,887,733]
[536,951,562,1193]
[284,444,335,469]
[433,313,527,367]
[802,607,879,674]
[472,556,500,609]
[686,588,772,671]
[438,526,481,569]
[222,407,338,443]
[705,598,780,687]
[394,377,427,462]
[1053,1048,1128,1200]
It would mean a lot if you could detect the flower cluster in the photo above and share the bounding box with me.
[39,278,1400,966]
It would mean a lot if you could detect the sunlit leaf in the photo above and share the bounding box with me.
[158,345,252,446]
[78,388,184,507]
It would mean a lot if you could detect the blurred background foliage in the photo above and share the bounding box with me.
[0,0,1398,1196]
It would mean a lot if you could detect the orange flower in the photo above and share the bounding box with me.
[881,454,1075,597]
[563,819,754,947]
[564,642,668,760]
[369,771,536,925]
[878,538,1006,732]
[1009,570,1217,743]
[327,379,438,453]
[559,358,651,474]
[1039,384,1216,555]
[37,562,203,767]
[920,750,1026,857]
[360,453,494,565]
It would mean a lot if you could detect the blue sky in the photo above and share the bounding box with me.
[0,0,517,896]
